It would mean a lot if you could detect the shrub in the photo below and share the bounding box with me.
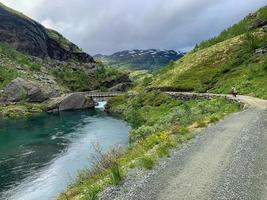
[209,115,220,123]
[243,31,258,51]
[142,76,153,87]
[178,127,190,135]
[196,120,207,128]
[0,66,20,89]
[156,143,170,158]
[126,110,145,128]
[129,125,156,142]
[138,155,155,170]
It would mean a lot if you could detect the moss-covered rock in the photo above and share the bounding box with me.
[0,103,44,119]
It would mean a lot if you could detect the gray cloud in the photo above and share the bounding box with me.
[1,0,266,54]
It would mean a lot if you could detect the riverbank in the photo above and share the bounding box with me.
[59,91,241,200]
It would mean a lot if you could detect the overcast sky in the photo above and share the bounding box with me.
[1,0,266,55]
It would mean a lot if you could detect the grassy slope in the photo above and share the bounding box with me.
[46,29,82,53]
[152,6,267,99]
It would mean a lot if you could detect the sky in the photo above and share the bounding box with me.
[1,0,266,55]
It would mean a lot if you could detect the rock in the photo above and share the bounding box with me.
[3,78,56,102]
[255,48,267,54]
[45,93,94,112]
[108,82,132,92]
[250,19,267,29]
[103,74,131,88]
[263,25,267,32]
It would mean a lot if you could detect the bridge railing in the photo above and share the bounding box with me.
[86,92,124,97]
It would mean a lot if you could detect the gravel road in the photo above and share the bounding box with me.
[100,107,267,200]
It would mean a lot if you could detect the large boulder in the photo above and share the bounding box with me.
[45,93,94,112]
[3,78,57,103]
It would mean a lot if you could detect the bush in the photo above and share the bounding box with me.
[126,110,145,128]
[138,155,155,170]
[196,120,207,128]
[0,66,20,89]
[209,115,220,123]
[176,127,190,135]
[156,143,170,158]
[129,125,156,142]
[243,31,258,51]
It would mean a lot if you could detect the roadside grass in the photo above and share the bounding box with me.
[138,155,155,170]
[110,163,123,185]
[59,91,241,200]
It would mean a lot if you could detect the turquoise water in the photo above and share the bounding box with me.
[0,104,130,200]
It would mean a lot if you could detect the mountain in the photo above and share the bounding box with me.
[94,49,185,71]
[0,3,130,118]
[0,2,93,63]
[150,6,267,99]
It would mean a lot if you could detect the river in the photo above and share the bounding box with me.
[0,102,131,200]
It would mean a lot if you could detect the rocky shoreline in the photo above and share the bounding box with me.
[0,78,85,119]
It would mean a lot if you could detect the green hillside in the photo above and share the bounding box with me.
[151,6,267,99]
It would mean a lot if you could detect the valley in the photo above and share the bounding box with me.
[0,2,266,200]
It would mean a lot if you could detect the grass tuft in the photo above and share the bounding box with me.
[138,155,155,170]
[110,162,123,185]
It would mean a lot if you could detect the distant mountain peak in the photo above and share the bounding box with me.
[94,49,185,71]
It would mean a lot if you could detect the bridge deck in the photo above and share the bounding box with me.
[86,92,124,97]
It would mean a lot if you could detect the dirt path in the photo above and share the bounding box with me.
[165,91,267,109]
[100,95,267,200]
[232,95,267,109]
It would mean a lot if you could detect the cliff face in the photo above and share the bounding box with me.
[0,3,94,63]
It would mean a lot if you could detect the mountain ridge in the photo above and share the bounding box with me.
[94,49,185,71]
[0,2,94,63]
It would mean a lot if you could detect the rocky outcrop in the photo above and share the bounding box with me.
[250,19,267,29]
[102,74,131,88]
[0,3,95,63]
[3,78,57,102]
[45,93,94,112]
[108,82,132,92]
[263,25,267,32]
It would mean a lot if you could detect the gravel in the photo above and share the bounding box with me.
[99,108,267,200]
